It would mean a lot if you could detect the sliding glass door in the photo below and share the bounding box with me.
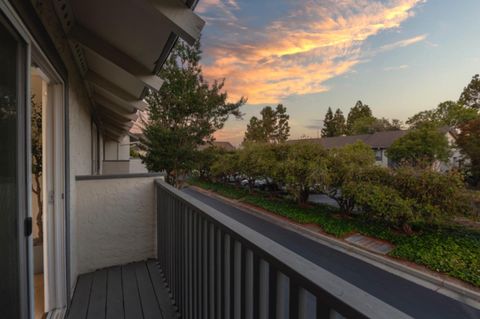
[0,10,30,319]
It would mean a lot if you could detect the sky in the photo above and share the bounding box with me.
[195,0,480,145]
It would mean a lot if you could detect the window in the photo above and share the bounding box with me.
[375,149,383,161]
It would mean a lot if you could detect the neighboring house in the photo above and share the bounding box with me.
[197,140,236,151]
[289,127,461,171]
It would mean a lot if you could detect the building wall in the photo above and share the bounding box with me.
[75,176,160,274]
[32,0,93,291]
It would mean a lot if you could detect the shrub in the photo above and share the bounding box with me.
[392,167,472,223]
[344,182,415,232]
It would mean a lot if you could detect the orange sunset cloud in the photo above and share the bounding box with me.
[198,0,425,104]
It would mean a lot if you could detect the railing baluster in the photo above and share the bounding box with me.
[289,282,299,319]
[209,223,215,319]
[252,254,260,319]
[245,249,253,319]
[216,227,223,319]
[234,241,242,319]
[277,272,289,319]
[268,264,277,319]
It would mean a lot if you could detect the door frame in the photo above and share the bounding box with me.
[0,0,70,317]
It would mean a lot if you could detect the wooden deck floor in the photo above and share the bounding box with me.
[67,260,177,319]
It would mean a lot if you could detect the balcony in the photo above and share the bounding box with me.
[69,176,479,319]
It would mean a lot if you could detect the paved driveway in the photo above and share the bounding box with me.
[183,187,480,319]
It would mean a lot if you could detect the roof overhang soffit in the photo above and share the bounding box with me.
[53,0,205,137]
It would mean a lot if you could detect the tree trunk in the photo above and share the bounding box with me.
[33,174,43,244]
[298,187,309,205]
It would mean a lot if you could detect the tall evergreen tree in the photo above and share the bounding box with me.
[321,107,335,137]
[243,104,290,143]
[332,108,346,136]
[346,100,372,134]
[459,74,480,109]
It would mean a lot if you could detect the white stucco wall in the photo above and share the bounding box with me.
[75,176,160,274]
[129,158,149,173]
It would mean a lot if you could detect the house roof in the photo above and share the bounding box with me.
[288,131,407,149]
[289,128,453,149]
[198,141,236,151]
[52,0,205,141]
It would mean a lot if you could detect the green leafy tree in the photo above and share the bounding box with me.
[457,118,480,187]
[459,74,480,109]
[350,116,401,135]
[211,151,240,182]
[346,100,372,134]
[386,125,451,167]
[196,146,227,180]
[243,104,290,143]
[141,40,245,187]
[237,142,277,190]
[318,141,376,213]
[31,96,43,244]
[407,101,478,128]
[280,142,328,204]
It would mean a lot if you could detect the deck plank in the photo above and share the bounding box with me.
[122,263,144,319]
[69,261,176,319]
[87,269,107,319]
[135,262,164,319]
[146,261,178,319]
[106,266,124,319]
[68,273,94,319]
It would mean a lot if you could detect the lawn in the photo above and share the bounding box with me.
[189,178,480,288]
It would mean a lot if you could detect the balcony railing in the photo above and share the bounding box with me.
[155,180,409,319]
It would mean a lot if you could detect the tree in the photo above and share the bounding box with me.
[346,100,372,134]
[280,142,328,204]
[322,107,346,137]
[31,96,43,244]
[457,118,480,187]
[237,142,277,191]
[141,40,245,187]
[407,101,478,129]
[459,74,480,109]
[196,146,227,180]
[318,141,376,213]
[332,108,346,135]
[321,107,335,137]
[349,116,401,135]
[386,125,451,167]
[243,104,290,143]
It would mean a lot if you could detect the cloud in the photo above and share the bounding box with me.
[377,34,427,52]
[199,0,425,104]
[384,64,410,71]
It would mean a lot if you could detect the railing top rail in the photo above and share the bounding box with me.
[155,180,412,319]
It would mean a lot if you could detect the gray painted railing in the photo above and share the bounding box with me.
[155,180,410,319]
